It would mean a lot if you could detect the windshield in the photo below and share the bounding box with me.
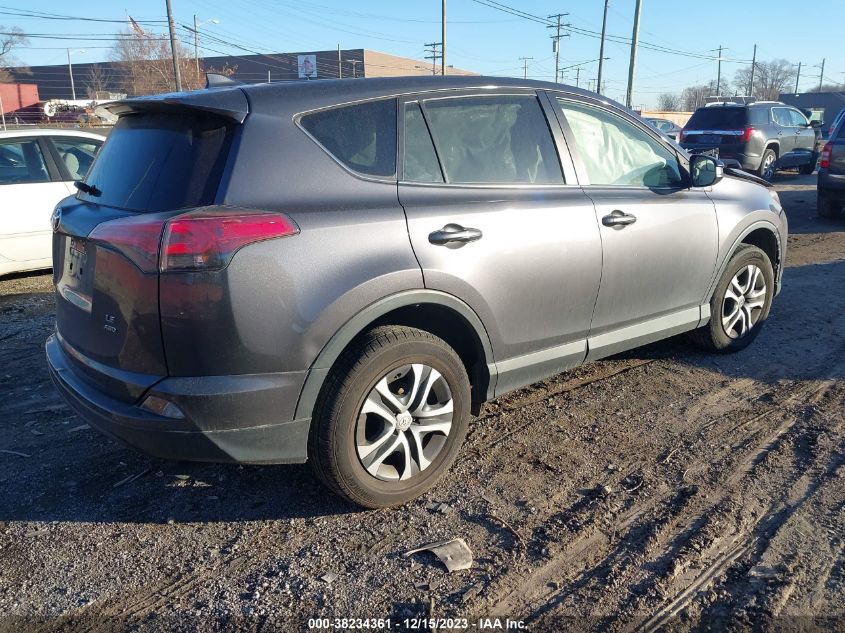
[78,112,233,212]
[685,108,747,130]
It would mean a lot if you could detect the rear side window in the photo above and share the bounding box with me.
[301,99,397,178]
[686,107,747,129]
[403,103,443,183]
[79,113,232,212]
[748,108,769,125]
[0,139,50,185]
[422,95,563,184]
[772,108,793,127]
[52,137,102,181]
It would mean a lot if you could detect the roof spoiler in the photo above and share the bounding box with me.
[206,73,243,89]
[102,87,249,123]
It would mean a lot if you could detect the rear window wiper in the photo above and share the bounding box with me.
[74,181,102,197]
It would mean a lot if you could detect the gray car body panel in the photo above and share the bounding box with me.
[46,76,788,465]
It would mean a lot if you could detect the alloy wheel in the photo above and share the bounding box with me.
[762,154,776,180]
[721,264,767,339]
[355,364,454,481]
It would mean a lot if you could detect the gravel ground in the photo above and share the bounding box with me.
[0,172,843,632]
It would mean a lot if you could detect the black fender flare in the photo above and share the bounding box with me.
[293,289,497,421]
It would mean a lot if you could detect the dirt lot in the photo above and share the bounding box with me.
[1,173,843,632]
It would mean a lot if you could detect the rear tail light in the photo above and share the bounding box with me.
[740,127,755,143]
[820,142,832,169]
[161,209,299,272]
[88,207,299,274]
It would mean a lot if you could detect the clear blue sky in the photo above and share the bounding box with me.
[4,0,841,107]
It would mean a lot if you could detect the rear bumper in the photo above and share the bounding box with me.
[680,144,760,171]
[46,334,311,464]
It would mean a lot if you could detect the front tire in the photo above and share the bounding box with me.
[309,326,471,509]
[694,245,774,353]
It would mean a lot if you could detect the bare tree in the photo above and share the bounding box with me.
[110,29,204,96]
[0,25,28,82]
[85,64,112,99]
[733,59,797,100]
[657,92,681,111]
[681,84,712,111]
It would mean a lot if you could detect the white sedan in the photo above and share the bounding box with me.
[0,129,104,276]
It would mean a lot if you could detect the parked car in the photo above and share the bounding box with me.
[46,77,787,508]
[827,108,845,140]
[818,113,845,218]
[680,101,819,180]
[0,129,104,276]
[644,117,682,141]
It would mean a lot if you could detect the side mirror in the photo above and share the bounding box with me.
[690,154,723,187]
[810,120,822,128]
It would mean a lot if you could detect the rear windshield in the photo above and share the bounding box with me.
[686,107,747,129]
[78,112,233,212]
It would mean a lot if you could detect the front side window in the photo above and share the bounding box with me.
[0,139,50,185]
[52,137,103,181]
[558,99,683,188]
[788,109,809,127]
[773,108,793,127]
[420,95,563,184]
[301,99,397,178]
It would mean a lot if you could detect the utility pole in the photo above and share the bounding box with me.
[424,42,442,75]
[67,49,76,100]
[165,0,183,91]
[193,15,199,74]
[625,0,642,107]
[597,0,609,95]
[441,0,446,75]
[749,44,756,96]
[794,61,801,93]
[716,45,723,96]
[346,59,361,78]
[575,66,581,88]
[819,58,826,91]
[338,45,342,78]
[519,56,533,79]
[547,14,570,83]
[0,93,6,131]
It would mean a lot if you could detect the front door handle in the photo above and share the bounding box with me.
[602,210,637,227]
[429,223,483,246]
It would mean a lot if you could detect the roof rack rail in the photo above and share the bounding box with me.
[704,95,757,105]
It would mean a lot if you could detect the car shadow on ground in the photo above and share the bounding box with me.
[2,260,844,525]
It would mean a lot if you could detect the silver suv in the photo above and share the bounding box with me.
[46,77,787,508]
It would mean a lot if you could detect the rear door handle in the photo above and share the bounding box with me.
[602,210,637,227]
[429,223,483,246]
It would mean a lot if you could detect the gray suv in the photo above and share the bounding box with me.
[681,101,819,179]
[46,77,787,508]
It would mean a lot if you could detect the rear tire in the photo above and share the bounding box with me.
[756,148,777,181]
[818,192,842,219]
[693,245,774,353]
[309,326,471,509]
[799,157,816,175]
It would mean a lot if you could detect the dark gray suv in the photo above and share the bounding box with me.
[680,101,819,179]
[47,77,787,508]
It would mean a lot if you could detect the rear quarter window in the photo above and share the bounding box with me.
[300,99,397,178]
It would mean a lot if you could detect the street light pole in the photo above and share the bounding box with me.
[441,0,446,76]
[67,48,76,100]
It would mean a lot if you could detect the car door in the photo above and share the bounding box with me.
[787,108,817,159]
[398,91,603,395]
[772,107,797,164]
[551,94,719,360]
[0,136,68,266]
